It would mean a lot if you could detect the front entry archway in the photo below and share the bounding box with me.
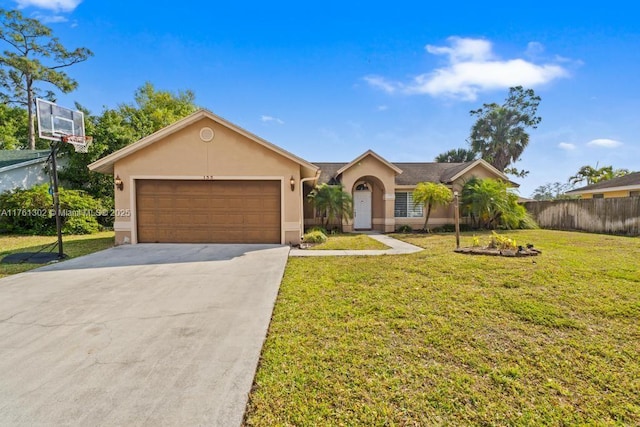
[353,183,372,229]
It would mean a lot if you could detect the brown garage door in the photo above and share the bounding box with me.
[136,180,281,243]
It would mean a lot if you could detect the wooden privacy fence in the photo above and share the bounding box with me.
[524,198,640,236]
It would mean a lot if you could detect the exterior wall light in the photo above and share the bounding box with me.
[290,176,295,192]
[114,175,124,191]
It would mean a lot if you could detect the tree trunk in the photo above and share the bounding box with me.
[423,203,432,231]
[27,81,36,150]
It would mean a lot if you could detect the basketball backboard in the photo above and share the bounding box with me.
[36,98,86,141]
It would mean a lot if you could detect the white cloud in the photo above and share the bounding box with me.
[587,138,622,148]
[365,36,570,101]
[33,12,68,23]
[377,105,388,111]
[426,37,494,62]
[525,42,545,58]
[261,115,284,125]
[363,75,397,94]
[15,0,82,12]
[558,142,576,151]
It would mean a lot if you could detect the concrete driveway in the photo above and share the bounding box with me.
[0,243,290,426]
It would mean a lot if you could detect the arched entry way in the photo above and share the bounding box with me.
[351,176,385,231]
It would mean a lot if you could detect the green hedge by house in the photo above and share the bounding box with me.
[0,184,108,235]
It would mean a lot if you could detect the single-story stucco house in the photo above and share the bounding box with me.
[0,150,52,193]
[89,109,515,245]
[565,172,640,199]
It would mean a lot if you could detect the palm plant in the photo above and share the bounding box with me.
[469,86,541,176]
[569,165,631,186]
[307,184,353,231]
[434,148,477,163]
[461,177,537,229]
[412,182,453,231]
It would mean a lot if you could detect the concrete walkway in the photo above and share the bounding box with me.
[289,233,423,257]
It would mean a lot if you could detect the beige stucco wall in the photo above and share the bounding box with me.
[340,156,397,232]
[451,164,498,192]
[112,117,304,245]
[304,158,514,233]
[392,185,455,230]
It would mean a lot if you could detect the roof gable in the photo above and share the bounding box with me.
[441,159,513,184]
[336,150,403,176]
[88,109,319,176]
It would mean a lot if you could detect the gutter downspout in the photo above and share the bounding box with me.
[300,170,321,240]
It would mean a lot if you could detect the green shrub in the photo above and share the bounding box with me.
[396,224,413,233]
[0,184,105,235]
[303,230,328,244]
[306,226,328,235]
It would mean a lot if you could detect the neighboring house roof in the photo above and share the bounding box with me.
[566,172,640,195]
[312,157,517,187]
[88,109,319,177]
[0,150,50,172]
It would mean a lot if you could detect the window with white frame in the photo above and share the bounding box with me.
[394,192,423,218]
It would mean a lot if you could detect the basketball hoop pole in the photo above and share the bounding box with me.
[50,138,65,259]
[35,98,90,260]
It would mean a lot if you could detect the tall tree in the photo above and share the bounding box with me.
[59,83,199,202]
[120,82,198,137]
[531,182,575,201]
[0,103,28,149]
[0,9,93,149]
[469,86,541,176]
[434,148,477,163]
[412,182,453,231]
[569,165,630,186]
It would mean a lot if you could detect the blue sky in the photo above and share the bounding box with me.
[3,0,639,196]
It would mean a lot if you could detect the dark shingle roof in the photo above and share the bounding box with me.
[394,162,469,185]
[312,161,476,186]
[312,162,347,184]
[0,150,50,169]
[567,171,640,193]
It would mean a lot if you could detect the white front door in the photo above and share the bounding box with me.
[354,190,372,229]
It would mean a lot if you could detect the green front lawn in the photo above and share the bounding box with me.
[309,233,390,251]
[245,230,640,425]
[0,232,115,278]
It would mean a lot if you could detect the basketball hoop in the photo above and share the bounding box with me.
[62,135,93,153]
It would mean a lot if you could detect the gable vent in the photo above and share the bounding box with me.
[200,127,215,142]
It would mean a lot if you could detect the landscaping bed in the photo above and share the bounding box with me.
[454,246,541,257]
